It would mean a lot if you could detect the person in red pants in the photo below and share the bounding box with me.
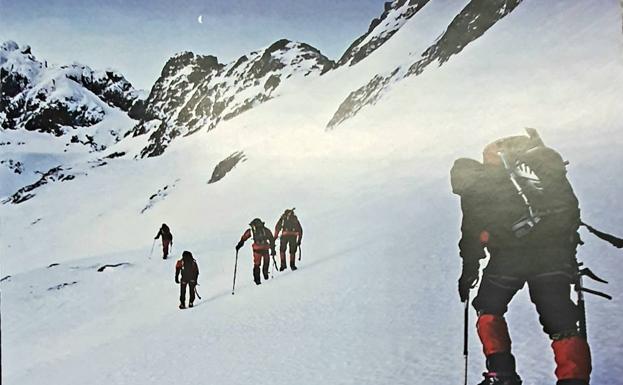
[274,208,303,271]
[154,223,173,259]
[451,131,591,385]
[236,218,276,285]
[175,251,199,309]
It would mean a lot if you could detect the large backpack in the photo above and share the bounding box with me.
[250,224,271,246]
[484,129,580,239]
[280,210,299,233]
[177,258,198,281]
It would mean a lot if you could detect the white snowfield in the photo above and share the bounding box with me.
[1,1,622,385]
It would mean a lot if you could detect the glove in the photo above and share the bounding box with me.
[458,260,479,303]
[270,248,276,257]
[235,241,243,251]
[175,277,180,284]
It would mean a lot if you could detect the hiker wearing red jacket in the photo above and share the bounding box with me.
[274,208,303,271]
[236,218,276,285]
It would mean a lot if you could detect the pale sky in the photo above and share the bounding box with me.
[0,0,386,89]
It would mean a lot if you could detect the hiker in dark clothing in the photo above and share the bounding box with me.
[452,130,591,385]
[175,251,199,309]
[236,218,276,285]
[274,208,303,271]
[155,223,173,259]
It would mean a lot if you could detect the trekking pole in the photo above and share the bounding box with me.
[194,285,202,300]
[148,239,155,259]
[463,293,469,385]
[232,250,239,295]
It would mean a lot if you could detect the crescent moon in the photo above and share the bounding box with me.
[198,15,203,24]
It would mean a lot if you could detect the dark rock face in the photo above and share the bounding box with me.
[0,159,25,174]
[97,263,130,272]
[64,69,138,111]
[208,151,246,184]
[104,151,126,159]
[337,0,431,67]
[140,179,180,214]
[327,68,401,129]
[131,40,334,158]
[2,166,78,204]
[47,281,78,291]
[328,0,523,129]
[407,0,523,76]
[0,40,141,142]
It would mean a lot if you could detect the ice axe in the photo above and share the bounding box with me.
[271,252,278,274]
[194,284,202,300]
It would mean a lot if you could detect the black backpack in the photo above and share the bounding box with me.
[251,224,271,245]
[280,210,299,232]
[491,129,580,238]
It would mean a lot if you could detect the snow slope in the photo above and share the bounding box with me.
[2,1,623,385]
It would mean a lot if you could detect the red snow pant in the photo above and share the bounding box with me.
[279,235,298,269]
[252,249,270,283]
[473,272,591,383]
[162,239,171,258]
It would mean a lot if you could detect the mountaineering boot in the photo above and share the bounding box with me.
[263,262,270,281]
[189,302,193,308]
[253,266,261,285]
[556,380,589,385]
[290,254,297,270]
[477,372,522,385]
[179,302,186,310]
[280,252,287,271]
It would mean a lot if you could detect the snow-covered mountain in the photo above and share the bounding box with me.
[1,1,622,385]
[0,41,144,196]
[0,40,141,142]
[328,0,523,128]
[130,39,334,157]
[337,0,430,67]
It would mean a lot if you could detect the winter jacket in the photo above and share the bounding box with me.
[176,258,199,283]
[240,226,276,252]
[155,226,173,241]
[451,158,579,275]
